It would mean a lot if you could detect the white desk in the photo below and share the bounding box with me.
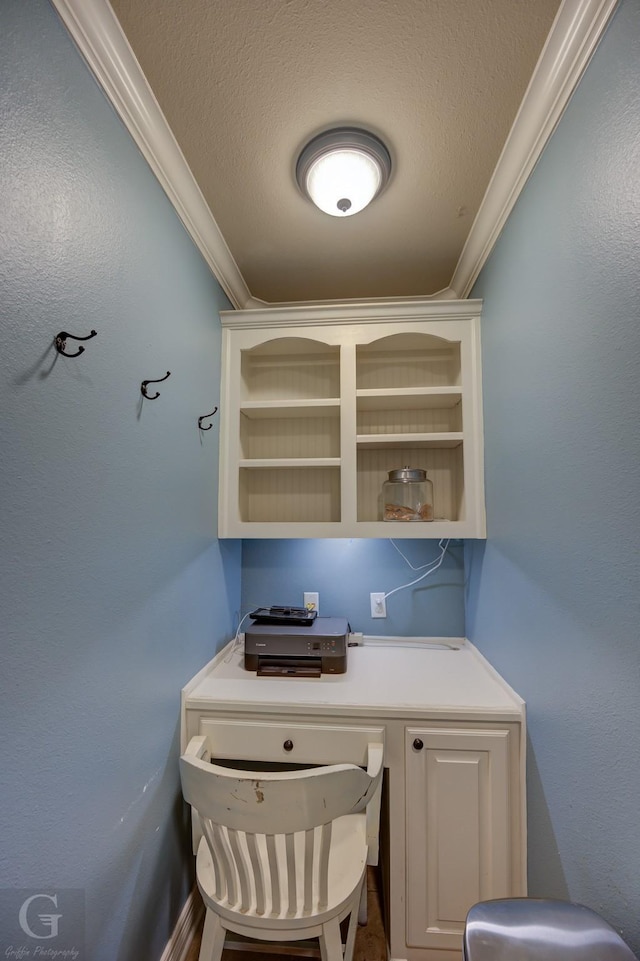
[182,637,526,961]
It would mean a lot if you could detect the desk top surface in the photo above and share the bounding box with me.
[183,637,524,722]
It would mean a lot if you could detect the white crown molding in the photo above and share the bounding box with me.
[220,298,483,329]
[244,285,459,310]
[49,0,252,309]
[50,0,618,310]
[449,0,619,298]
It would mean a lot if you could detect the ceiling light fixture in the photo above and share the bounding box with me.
[296,127,392,218]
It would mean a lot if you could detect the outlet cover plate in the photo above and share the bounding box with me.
[304,592,319,613]
[370,592,387,618]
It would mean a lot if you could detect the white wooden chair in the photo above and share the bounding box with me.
[180,735,384,961]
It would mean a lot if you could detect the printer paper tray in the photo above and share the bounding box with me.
[256,656,322,678]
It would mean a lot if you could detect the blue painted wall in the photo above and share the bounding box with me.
[465,0,640,950]
[0,1,241,958]
[4,0,640,955]
[241,538,465,637]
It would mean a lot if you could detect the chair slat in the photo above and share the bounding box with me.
[303,828,314,914]
[266,834,280,916]
[285,833,297,916]
[201,821,224,902]
[246,833,265,916]
[213,824,238,906]
[228,829,252,912]
[318,822,332,909]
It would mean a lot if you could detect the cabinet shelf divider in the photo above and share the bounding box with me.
[356,387,462,410]
[239,458,341,469]
[240,399,340,418]
[357,433,463,449]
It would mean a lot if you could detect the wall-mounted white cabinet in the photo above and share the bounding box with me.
[219,300,485,538]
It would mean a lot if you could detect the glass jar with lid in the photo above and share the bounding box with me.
[380,466,434,522]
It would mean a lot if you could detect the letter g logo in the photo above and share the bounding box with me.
[18,893,62,939]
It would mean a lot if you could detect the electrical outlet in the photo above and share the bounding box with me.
[370,592,386,618]
[304,592,319,613]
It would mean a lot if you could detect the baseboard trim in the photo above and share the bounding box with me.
[160,886,204,961]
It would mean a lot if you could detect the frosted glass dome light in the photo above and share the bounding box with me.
[296,128,391,218]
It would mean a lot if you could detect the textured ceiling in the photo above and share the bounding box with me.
[109,0,561,303]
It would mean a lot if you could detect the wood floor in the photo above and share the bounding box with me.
[185,868,387,961]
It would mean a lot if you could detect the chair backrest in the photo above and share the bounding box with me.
[180,737,383,918]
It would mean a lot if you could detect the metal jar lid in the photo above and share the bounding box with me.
[387,466,427,483]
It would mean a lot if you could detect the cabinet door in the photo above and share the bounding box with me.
[405,727,511,952]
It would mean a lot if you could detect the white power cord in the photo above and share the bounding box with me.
[383,538,450,602]
[222,609,256,662]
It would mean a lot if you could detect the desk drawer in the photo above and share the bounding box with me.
[199,717,384,766]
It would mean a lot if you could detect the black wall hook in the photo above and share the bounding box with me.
[141,371,171,400]
[54,329,97,357]
[198,407,218,431]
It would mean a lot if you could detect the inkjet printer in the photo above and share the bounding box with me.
[244,607,349,676]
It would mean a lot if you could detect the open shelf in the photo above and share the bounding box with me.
[241,337,340,402]
[356,334,461,389]
[239,466,341,524]
[219,302,485,537]
[357,446,464,523]
[357,405,462,436]
[240,412,341,460]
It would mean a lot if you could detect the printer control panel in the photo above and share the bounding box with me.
[309,639,339,652]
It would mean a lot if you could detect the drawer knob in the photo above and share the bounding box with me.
[413,738,424,751]
[283,739,294,752]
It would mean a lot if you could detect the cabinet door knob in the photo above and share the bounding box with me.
[283,739,294,752]
[413,738,424,751]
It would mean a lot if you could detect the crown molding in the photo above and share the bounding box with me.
[219,298,484,329]
[49,0,252,309]
[450,0,619,298]
[244,285,459,310]
[50,0,618,310]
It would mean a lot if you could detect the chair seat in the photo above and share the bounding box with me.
[196,812,368,933]
[464,899,638,961]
